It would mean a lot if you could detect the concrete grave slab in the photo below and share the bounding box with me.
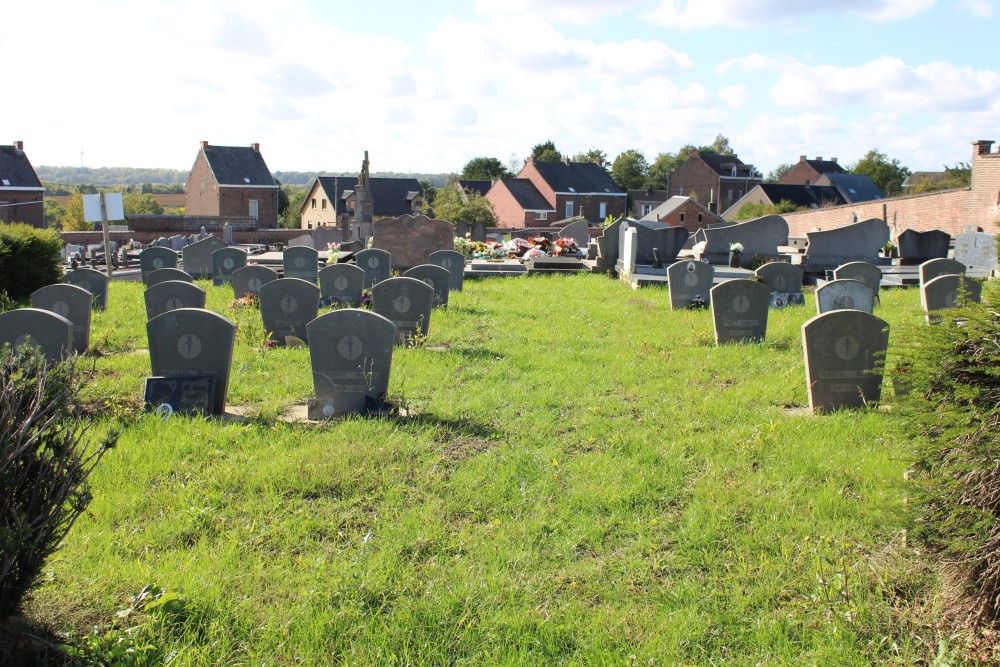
[802,310,889,413]
[710,279,770,344]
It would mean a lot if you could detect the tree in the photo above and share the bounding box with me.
[610,149,650,190]
[765,163,794,183]
[733,199,801,221]
[911,162,972,193]
[431,181,498,226]
[123,193,163,215]
[275,179,290,220]
[460,157,511,180]
[420,179,438,217]
[851,149,911,197]
[60,193,90,231]
[531,140,562,162]
[43,199,65,229]
[280,188,307,229]
[572,148,608,166]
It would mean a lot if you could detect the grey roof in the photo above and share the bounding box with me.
[695,152,758,178]
[529,160,624,194]
[0,144,42,188]
[202,145,277,187]
[640,196,707,221]
[500,178,555,211]
[813,172,882,202]
[755,183,846,208]
[315,176,423,218]
[902,171,946,188]
[629,188,671,202]
[801,158,846,175]
[457,179,492,197]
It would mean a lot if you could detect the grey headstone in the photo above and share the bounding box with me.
[471,221,487,242]
[620,219,688,266]
[804,218,889,265]
[139,247,178,281]
[355,248,392,289]
[63,267,108,310]
[0,309,74,363]
[223,222,234,245]
[755,262,803,294]
[954,231,997,272]
[595,219,623,267]
[339,240,365,253]
[666,260,715,310]
[616,225,637,276]
[372,276,434,345]
[897,229,950,265]
[454,221,471,239]
[289,234,314,248]
[30,283,92,354]
[283,246,319,284]
[710,279,770,344]
[802,310,889,413]
[259,278,320,344]
[231,265,279,299]
[559,220,591,249]
[815,279,875,315]
[429,250,465,292]
[486,233,504,244]
[833,261,882,303]
[144,280,207,320]
[182,235,225,279]
[403,264,451,307]
[168,235,187,251]
[696,215,789,265]
[145,267,195,287]
[212,247,248,286]
[318,264,365,307]
[147,308,236,415]
[919,258,966,287]
[306,309,395,416]
[313,226,341,250]
[921,274,983,324]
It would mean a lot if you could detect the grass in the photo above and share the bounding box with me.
[22,272,951,665]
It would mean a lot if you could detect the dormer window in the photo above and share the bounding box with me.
[1,179,8,186]
[244,178,251,184]
[568,187,576,193]
[731,167,737,176]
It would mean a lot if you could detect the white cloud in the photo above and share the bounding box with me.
[960,0,994,17]
[647,0,936,28]
[718,85,749,109]
[473,0,645,24]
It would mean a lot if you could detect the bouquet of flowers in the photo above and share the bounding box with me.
[551,238,579,256]
[729,242,744,254]
[326,242,342,264]
[529,236,551,252]
[454,233,474,256]
[472,240,506,260]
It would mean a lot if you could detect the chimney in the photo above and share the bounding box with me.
[251,143,260,152]
[562,157,571,165]
[14,140,23,151]
[815,156,823,161]
[972,140,995,157]
[200,140,209,150]
[526,156,536,164]
[831,157,838,164]
[799,155,807,162]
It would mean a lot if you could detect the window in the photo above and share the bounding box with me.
[599,202,607,219]
[727,189,733,201]
[698,213,703,222]
[321,199,327,210]
[679,213,685,222]
[642,204,652,216]
[311,198,317,209]
[537,212,548,221]
[565,201,574,218]
[249,200,259,219]
[200,178,206,193]
[677,187,684,195]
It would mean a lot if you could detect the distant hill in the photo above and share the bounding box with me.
[35,166,452,188]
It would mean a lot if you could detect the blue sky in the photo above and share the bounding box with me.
[4,0,997,176]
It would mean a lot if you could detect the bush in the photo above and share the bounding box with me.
[0,223,63,299]
[897,280,1000,624]
[0,345,113,622]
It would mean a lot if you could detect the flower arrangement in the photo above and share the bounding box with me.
[454,234,474,256]
[228,293,259,310]
[529,237,551,252]
[692,240,707,254]
[688,295,707,309]
[472,240,507,260]
[325,242,341,264]
[551,238,578,256]
[729,242,744,254]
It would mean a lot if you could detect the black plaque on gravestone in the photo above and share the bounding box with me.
[143,374,216,416]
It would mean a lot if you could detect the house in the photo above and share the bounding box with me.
[0,141,45,228]
[778,155,847,185]
[456,179,492,199]
[486,157,626,229]
[629,187,672,218]
[639,196,723,234]
[667,151,761,214]
[902,171,947,190]
[299,176,423,229]
[184,141,279,228]
[721,183,846,221]
[812,173,883,203]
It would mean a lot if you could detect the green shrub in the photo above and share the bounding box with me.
[0,222,63,299]
[896,280,1000,624]
[0,345,114,622]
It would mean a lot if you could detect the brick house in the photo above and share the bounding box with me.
[184,141,279,228]
[722,184,848,221]
[487,158,626,229]
[668,151,762,214]
[629,187,672,218]
[778,155,847,185]
[299,176,423,229]
[0,141,45,228]
[639,196,723,234]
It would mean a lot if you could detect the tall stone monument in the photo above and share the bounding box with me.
[354,151,375,242]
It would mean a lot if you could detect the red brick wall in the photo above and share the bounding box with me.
[779,162,822,185]
[552,194,626,223]
[184,153,219,217]
[0,191,44,227]
[656,200,723,234]
[218,186,278,229]
[486,181,551,228]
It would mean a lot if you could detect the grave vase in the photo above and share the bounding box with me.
[728,251,742,268]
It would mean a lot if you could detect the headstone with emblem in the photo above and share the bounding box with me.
[921,274,983,324]
[402,264,451,307]
[355,248,391,289]
[146,308,236,415]
[710,279,770,344]
[0,308,74,363]
[372,277,434,345]
[259,278,320,345]
[802,310,889,413]
[144,280,207,320]
[145,267,195,287]
[754,262,804,308]
[283,246,319,284]
[30,283,92,354]
[211,247,248,286]
[919,258,966,286]
[666,260,715,310]
[139,247,179,282]
[833,261,882,304]
[181,235,225,279]
[429,250,465,292]
[231,265,278,299]
[816,279,875,315]
[318,264,365,307]
[63,267,108,310]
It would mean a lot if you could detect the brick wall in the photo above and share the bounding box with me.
[184,153,218,217]
[0,191,44,227]
[61,227,312,247]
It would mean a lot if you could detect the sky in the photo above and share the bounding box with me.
[4,0,998,177]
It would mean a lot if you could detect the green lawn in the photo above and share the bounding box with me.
[29,273,943,665]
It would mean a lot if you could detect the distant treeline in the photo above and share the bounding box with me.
[35,166,451,188]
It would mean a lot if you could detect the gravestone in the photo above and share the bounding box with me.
[231,265,279,299]
[30,283,92,354]
[429,250,465,292]
[306,309,395,417]
[403,264,451,307]
[954,231,998,272]
[63,267,108,310]
[559,220,591,249]
[754,262,804,307]
[289,234,314,248]
[139,246,178,281]
[921,274,983,324]
[695,215,789,266]
[486,233,504,244]
[259,278,320,345]
[313,226,341,250]
[355,248,391,288]
[897,229,950,265]
[815,279,875,315]
[802,310,889,413]
[181,235,225,279]
[804,218,889,266]
[593,219,623,271]
[617,225,638,277]
[454,221,471,240]
[318,263,365,307]
[283,246,319,284]
[372,277,434,345]
[372,214,454,271]
[146,308,236,415]
[223,222,233,245]
[145,267,194,287]
[832,261,882,303]
[710,279,770,344]
[919,258,966,286]
[666,260,714,310]
[619,219,688,267]
[339,239,365,253]
[471,221,487,242]
[211,247,248,286]
[143,374,216,416]
[144,280,207,320]
[168,235,187,251]
[0,309,73,363]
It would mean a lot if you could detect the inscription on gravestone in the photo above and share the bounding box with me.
[710,279,770,344]
[143,374,216,415]
[802,310,889,413]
